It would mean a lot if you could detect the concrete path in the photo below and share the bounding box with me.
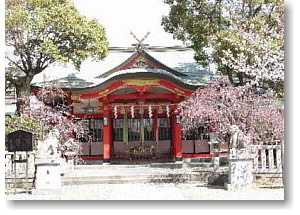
[6,183,283,200]
[108,184,185,200]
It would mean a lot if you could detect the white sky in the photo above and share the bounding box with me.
[31,0,189,82]
[72,0,184,47]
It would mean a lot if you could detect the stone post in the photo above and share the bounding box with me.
[32,130,62,194]
[209,132,220,172]
[33,157,61,194]
[225,125,253,191]
[213,155,220,172]
[224,149,253,191]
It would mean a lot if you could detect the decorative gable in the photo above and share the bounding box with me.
[96,50,187,79]
[122,55,156,70]
[131,59,153,69]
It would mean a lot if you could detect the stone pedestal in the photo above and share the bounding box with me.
[225,149,253,191]
[34,158,61,193]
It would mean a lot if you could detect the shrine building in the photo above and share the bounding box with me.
[31,41,221,164]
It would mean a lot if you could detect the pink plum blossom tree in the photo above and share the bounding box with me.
[178,79,284,145]
[21,85,85,155]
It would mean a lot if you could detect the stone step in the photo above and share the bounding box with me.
[62,178,201,185]
[61,162,214,185]
[253,173,284,188]
[64,167,217,178]
[5,178,34,190]
[62,173,210,181]
[73,164,154,170]
[61,172,211,185]
[73,162,214,171]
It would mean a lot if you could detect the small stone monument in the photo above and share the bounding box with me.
[33,129,61,194]
[225,125,253,191]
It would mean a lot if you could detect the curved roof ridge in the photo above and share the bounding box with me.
[70,71,200,94]
[94,68,202,87]
[95,50,188,79]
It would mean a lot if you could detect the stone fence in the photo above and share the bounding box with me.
[5,151,73,178]
[250,144,284,174]
[5,151,36,177]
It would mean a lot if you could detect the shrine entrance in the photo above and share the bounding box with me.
[112,113,172,163]
[65,33,202,163]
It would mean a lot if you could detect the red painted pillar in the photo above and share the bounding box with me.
[171,113,182,162]
[153,110,158,142]
[103,108,112,164]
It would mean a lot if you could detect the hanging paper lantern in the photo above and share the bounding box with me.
[131,105,134,118]
[148,105,153,119]
[166,105,170,118]
[114,106,118,119]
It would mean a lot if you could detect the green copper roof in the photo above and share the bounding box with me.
[31,50,215,89]
[32,73,94,88]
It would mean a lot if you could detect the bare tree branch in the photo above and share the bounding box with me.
[5,55,26,72]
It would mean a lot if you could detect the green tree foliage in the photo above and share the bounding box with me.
[162,0,226,67]
[5,0,108,111]
[162,0,284,92]
[5,115,37,135]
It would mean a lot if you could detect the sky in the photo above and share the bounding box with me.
[31,0,189,83]
[72,0,184,47]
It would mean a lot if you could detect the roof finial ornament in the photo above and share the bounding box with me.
[130,31,150,51]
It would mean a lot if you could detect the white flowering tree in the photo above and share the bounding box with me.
[163,0,284,94]
[214,6,284,95]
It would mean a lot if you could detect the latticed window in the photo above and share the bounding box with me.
[144,118,154,141]
[128,118,140,141]
[78,118,103,142]
[113,119,123,141]
[184,130,197,141]
[158,118,170,140]
[182,124,210,140]
[90,119,103,142]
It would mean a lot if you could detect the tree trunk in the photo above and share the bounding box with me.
[225,67,235,85]
[15,75,34,115]
[237,72,245,86]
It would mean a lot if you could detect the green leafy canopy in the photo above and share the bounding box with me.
[162,0,284,90]
[5,0,108,74]
[5,115,38,135]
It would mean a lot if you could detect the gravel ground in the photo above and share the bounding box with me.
[5,183,284,200]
